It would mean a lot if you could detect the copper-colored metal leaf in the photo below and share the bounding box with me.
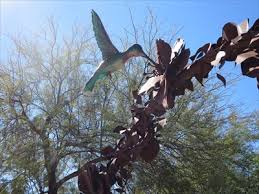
[170,48,190,74]
[126,132,139,147]
[114,188,124,193]
[107,158,119,175]
[116,175,123,187]
[190,60,213,85]
[222,22,239,42]
[113,126,126,134]
[250,36,259,48]
[241,58,259,78]
[78,170,91,194]
[158,117,167,127]
[100,173,111,191]
[211,51,226,66]
[78,164,99,194]
[101,146,114,157]
[190,43,211,61]
[156,39,172,65]
[174,88,185,96]
[249,18,259,32]
[116,152,131,167]
[120,168,132,180]
[247,66,259,77]
[132,90,142,104]
[146,99,166,116]
[235,50,258,64]
[238,19,249,34]
[194,74,204,86]
[216,73,226,87]
[171,38,185,60]
[184,80,194,91]
[140,137,159,163]
[216,37,223,47]
[131,120,146,137]
[138,75,164,94]
[152,80,169,109]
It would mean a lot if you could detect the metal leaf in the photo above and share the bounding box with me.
[138,75,164,94]
[101,146,114,157]
[216,73,226,87]
[140,137,159,163]
[222,22,239,42]
[156,39,172,65]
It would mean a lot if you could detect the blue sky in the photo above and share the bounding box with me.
[1,0,258,112]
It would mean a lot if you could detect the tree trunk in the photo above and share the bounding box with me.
[48,164,58,194]
[41,133,59,194]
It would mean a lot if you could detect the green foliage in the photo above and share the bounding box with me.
[11,176,26,194]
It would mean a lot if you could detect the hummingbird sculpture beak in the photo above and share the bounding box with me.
[142,52,157,66]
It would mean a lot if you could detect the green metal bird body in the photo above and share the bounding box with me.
[84,10,155,92]
[84,52,126,91]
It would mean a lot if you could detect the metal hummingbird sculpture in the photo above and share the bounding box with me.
[84,10,156,92]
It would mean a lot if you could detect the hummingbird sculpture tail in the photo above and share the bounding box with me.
[84,76,97,92]
[84,72,106,92]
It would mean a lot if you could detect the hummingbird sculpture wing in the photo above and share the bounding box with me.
[91,10,119,60]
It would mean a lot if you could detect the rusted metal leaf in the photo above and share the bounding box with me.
[78,170,91,194]
[171,38,185,60]
[222,22,239,42]
[211,51,226,66]
[241,58,259,78]
[113,126,127,134]
[156,39,172,65]
[114,188,124,193]
[132,90,142,104]
[184,80,194,91]
[120,168,132,180]
[216,73,226,87]
[190,43,211,61]
[78,164,100,194]
[249,18,259,32]
[138,75,164,94]
[235,50,258,64]
[101,146,114,157]
[116,151,131,167]
[169,47,190,75]
[140,137,159,163]
[238,19,249,34]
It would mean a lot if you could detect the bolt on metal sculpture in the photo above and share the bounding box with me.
[79,11,259,194]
